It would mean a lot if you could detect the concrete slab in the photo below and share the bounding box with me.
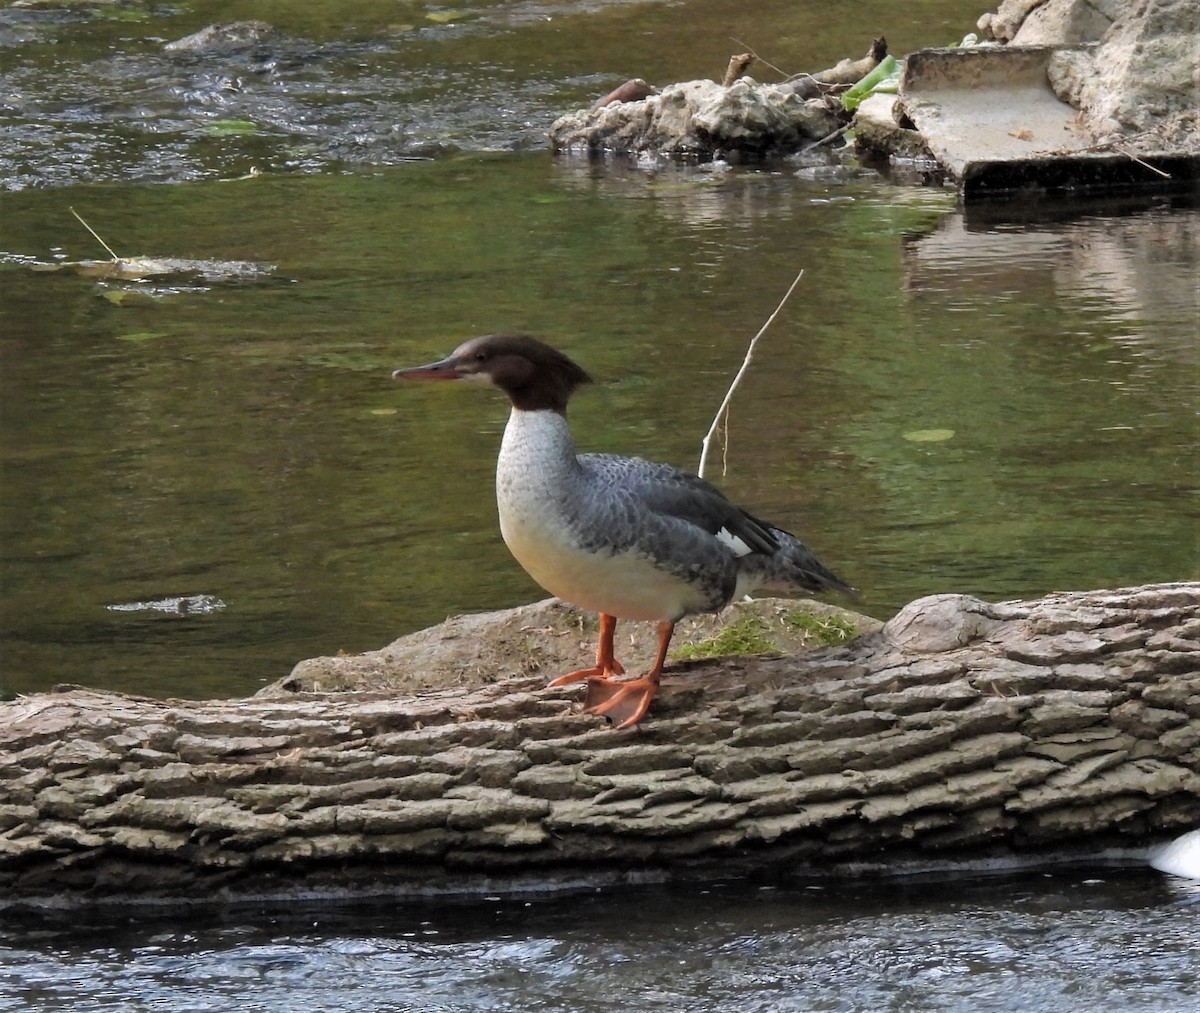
[898,46,1200,201]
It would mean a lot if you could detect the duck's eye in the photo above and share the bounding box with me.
[474,351,489,362]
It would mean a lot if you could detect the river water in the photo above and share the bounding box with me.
[0,872,1197,1013]
[1,0,1198,1009]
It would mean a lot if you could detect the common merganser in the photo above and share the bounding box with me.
[393,334,855,729]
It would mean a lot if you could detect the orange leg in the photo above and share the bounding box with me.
[584,621,674,729]
[548,612,625,686]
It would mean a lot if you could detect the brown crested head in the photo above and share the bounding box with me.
[392,334,593,412]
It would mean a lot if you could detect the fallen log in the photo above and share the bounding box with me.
[1,582,1197,908]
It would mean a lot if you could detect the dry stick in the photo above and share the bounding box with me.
[1039,135,1172,179]
[69,207,121,261]
[722,53,756,87]
[697,267,805,480]
[1112,145,1171,178]
[802,123,852,152]
[730,38,789,80]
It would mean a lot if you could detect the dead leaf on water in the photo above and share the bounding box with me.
[80,258,188,280]
[903,428,956,443]
[35,257,277,283]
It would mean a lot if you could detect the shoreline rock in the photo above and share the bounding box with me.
[263,596,876,697]
[549,77,847,160]
[546,3,1198,199]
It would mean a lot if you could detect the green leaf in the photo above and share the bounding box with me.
[842,54,899,111]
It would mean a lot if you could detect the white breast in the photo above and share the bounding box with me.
[495,409,707,622]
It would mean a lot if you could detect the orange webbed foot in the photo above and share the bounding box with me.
[579,620,675,730]
[584,675,661,730]
[547,612,625,687]
[548,657,625,686]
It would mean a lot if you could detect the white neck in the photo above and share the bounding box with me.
[495,408,582,571]
[497,408,578,488]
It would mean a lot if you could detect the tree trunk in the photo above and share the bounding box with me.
[2,583,1197,906]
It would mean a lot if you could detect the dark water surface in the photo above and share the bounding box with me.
[2,871,1198,1013]
[1,1,1198,1009]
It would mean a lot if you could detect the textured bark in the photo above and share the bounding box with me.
[1,583,1197,907]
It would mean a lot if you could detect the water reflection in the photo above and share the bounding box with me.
[906,197,1200,365]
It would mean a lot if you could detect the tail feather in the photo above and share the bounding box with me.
[738,527,858,599]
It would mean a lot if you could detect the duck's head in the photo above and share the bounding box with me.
[392,334,593,412]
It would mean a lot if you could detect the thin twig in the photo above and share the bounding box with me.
[698,267,805,480]
[1112,144,1171,178]
[1037,134,1172,178]
[802,123,852,152]
[69,207,121,261]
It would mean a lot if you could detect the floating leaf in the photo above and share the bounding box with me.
[79,257,185,280]
[35,257,275,283]
[370,407,399,416]
[903,428,956,443]
[425,11,457,23]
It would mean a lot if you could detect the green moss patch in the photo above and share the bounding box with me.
[673,617,780,660]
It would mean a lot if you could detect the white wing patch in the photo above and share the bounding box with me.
[716,526,754,557]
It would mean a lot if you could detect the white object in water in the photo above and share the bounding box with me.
[107,594,227,615]
[1149,829,1200,880]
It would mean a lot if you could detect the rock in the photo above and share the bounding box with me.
[549,78,844,159]
[163,20,282,54]
[262,596,878,697]
[1049,0,1200,149]
[986,0,1050,42]
[1010,0,1115,45]
[852,93,935,161]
